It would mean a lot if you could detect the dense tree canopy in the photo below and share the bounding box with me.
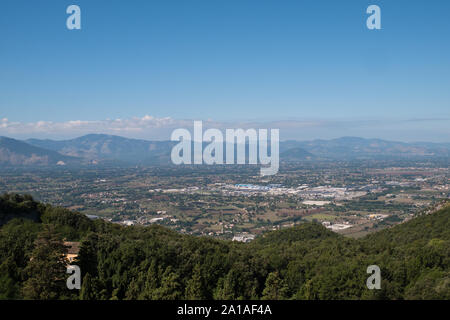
[0,193,448,300]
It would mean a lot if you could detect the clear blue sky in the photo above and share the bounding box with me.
[0,0,449,141]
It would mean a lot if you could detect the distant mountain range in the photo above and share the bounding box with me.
[0,134,449,167]
[0,136,80,166]
[281,137,450,160]
[26,134,175,165]
[279,147,315,161]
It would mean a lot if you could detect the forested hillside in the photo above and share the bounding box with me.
[0,193,448,300]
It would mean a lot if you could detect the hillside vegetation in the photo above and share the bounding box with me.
[0,193,448,300]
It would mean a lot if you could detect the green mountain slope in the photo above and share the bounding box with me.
[0,194,448,300]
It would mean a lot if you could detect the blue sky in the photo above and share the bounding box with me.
[0,0,449,141]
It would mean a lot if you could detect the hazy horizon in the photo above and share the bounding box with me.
[1,118,449,145]
[1,1,449,143]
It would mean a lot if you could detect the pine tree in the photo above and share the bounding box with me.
[80,273,95,300]
[153,266,182,300]
[213,270,237,300]
[185,264,205,299]
[262,271,288,300]
[76,233,98,277]
[22,225,68,300]
[139,260,159,299]
[125,276,143,300]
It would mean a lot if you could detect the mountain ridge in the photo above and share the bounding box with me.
[0,134,448,167]
[0,136,81,167]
